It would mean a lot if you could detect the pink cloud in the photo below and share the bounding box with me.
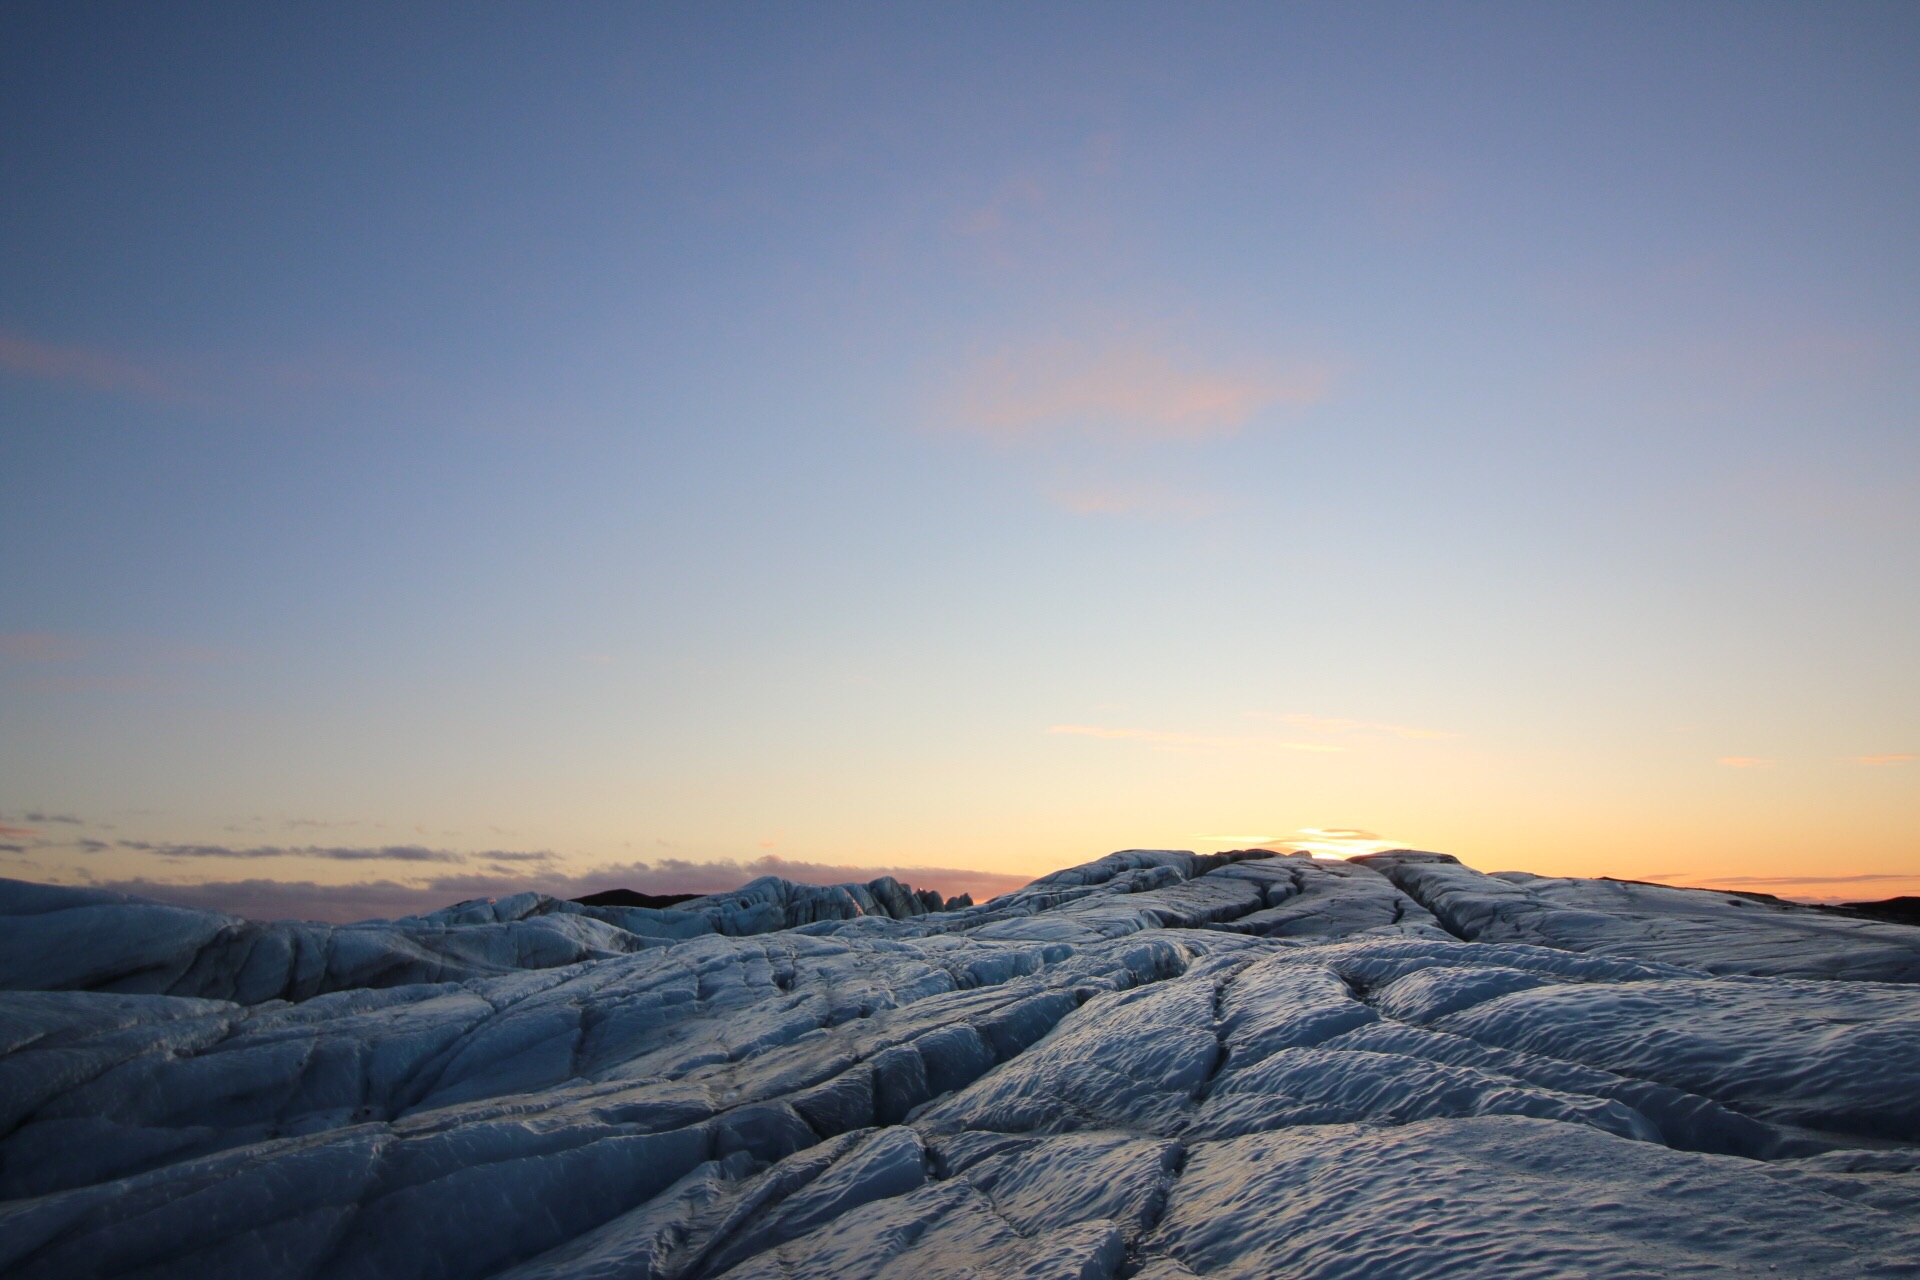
[0,328,411,414]
[0,329,188,404]
[1850,753,1915,766]
[947,336,1333,444]
[1568,323,1893,421]
[13,674,161,695]
[0,632,83,662]
[951,175,1046,238]
[1047,724,1346,752]
[1371,172,1455,240]
[1260,712,1457,741]
[1045,483,1223,519]
[1646,871,1920,905]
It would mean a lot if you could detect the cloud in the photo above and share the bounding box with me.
[1724,465,1920,538]
[950,175,1047,239]
[1258,713,1457,741]
[1269,828,1402,857]
[1044,483,1224,519]
[947,336,1332,445]
[84,877,470,925]
[1645,870,1920,905]
[80,855,1038,924]
[12,674,161,695]
[23,812,82,825]
[1716,757,1773,769]
[1047,724,1346,752]
[109,840,481,863]
[1049,724,1240,746]
[0,633,233,701]
[1682,872,1919,887]
[1594,328,1888,405]
[0,328,188,404]
[1371,172,1456,239]
[0,824,38,840]
[0,633,83,662]
[0,844,26,855]
[1850,753,1915,766]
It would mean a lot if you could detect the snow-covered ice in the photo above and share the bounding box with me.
[1,848,1917,1278]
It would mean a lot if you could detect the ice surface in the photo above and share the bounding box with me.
[1359,850,1920,981]
[0,871,959,1004]
[2,849,1917,1277]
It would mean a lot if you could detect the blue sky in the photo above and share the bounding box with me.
[3,3,1917,919]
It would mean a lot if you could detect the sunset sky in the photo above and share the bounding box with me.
[3,3,1916,921]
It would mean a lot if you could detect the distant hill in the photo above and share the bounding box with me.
[1828,896,1920,928]
[570,888,703,909]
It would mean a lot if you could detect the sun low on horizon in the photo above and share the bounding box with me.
[2,3,1917,924]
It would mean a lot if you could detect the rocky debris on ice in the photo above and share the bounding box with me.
[1,848,1917,1278]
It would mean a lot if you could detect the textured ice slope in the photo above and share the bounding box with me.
[2,849,1917,1278]
[1360,849,1920,981]
[0,872,962,1003]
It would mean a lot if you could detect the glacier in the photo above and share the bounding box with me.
[1,847,1917,1278]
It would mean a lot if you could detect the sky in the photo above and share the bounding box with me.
[3,2,1917,921]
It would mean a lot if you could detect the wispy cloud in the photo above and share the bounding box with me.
[1046,724,1346,752]
[1270,828,1403,858]
[106,840,500,864]
[1044,483,1225,519]
[1724,465,1920,537]
[1683,872,1918,887]
[0,326,412,417]
[1187,831,1400,856]
[0,633,84,662]
[946,335,1333,445]
[12,675,162,695]
[950,175,1047,239]
[1716,757,1773,769]
[0,328,190,404]
[0,824,39,840]
[1649,870,1920,905]
[1597,328,1888,403]
[1850,753,1915,766]
[945,137,1122,268]
[1370,172,1455,240]
[1257,712,1457,741]
[1,632,233,700]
